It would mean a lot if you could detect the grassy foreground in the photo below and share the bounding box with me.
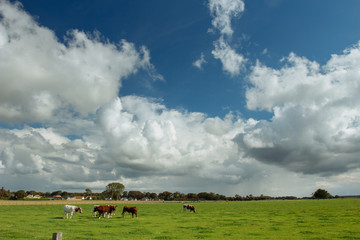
[0,199,359,239]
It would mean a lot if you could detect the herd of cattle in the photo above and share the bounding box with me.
[63,204,196,219]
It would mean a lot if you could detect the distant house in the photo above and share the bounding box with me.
[53,195,62,200]
[26,194,42,199]
[74,196,84,200]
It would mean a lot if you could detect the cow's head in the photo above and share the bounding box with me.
[75,207,82,213]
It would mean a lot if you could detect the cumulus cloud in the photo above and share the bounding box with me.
[0,0,159,123]
[0,96,264,194]
[236,42,360,176]
[96,96,246,179]
[208,0,246,76]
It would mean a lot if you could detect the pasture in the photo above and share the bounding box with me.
[0,199,359,239]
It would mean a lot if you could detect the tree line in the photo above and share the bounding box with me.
[0,183,337,201]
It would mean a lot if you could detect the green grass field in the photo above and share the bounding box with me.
[0,199,359,239]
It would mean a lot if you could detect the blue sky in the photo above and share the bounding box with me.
[1,0,360,197]
[20,0,360,118]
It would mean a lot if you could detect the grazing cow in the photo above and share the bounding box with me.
[94,205,117,219]
[183,204,196,213]
[94,205,110,219]
[63,205,82,219]
[108,205,117,217]
[92,205,100,217]
[121,206,137,218]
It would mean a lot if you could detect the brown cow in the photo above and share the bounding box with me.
[121,206,137,218]
[109,205,117,216]
[183,204,196,213]
[94,205,117,218]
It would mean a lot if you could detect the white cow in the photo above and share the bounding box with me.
[63,205,82,219]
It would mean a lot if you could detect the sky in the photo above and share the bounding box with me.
[0,0,360,197]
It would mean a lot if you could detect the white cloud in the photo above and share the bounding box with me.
[212,37,246,76]
[237,42,360,176]
[209,0,245,37]
[96,96,245,177]
[0,0,159,123]
[208,0,246,76]
[0,96,264,194]
[193,52,206,69]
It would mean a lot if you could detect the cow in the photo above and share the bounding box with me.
[92,205,100,217]
[63,205,82,219]
[121,206,137,218]
[183,204,196,213]
[93,205,117,219]
[108,205,117,217]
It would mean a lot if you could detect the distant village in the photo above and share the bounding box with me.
[1,185,350,201]
[22,193,160,202]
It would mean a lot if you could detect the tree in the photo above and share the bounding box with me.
[198,192,210,200]
[128,191,144,200]
[51,190,62,196]
[14,190,27,200]
[122,191,129,198]
[312,189,333,199]
[0,187,11,200]
[186,193,199,201]
[173,191,186,200]
[149,192,158,200]
[158,191,173,201]
[85,188,92,197]
[105,182,125,200]
[61,191,69,198]
[26,190,37,196]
